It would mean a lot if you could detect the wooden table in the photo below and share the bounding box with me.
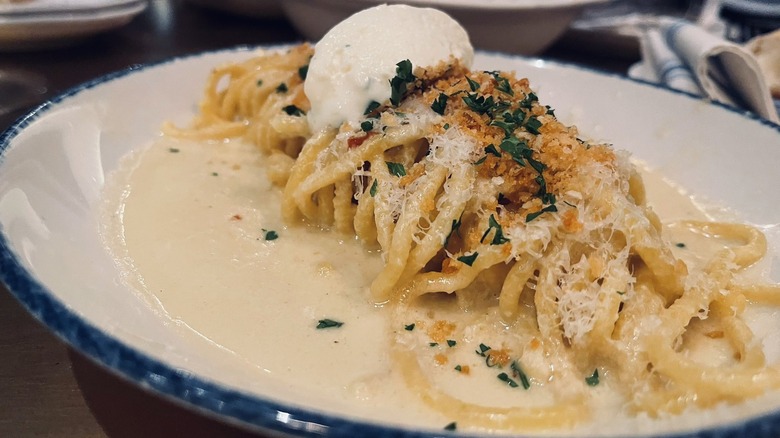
[0,1,637,436]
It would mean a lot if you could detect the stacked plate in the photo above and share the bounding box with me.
[0,0,147,51]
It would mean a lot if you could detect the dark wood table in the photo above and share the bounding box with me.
[0,1,637,436]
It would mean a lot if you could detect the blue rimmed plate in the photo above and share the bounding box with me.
[1,47,780,437]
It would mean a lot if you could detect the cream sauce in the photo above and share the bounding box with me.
[100,137,780,435]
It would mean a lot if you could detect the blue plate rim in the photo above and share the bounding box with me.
[1,45,780,438]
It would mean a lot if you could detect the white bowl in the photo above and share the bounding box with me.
[281,0,610,55]
[1,47,780,437]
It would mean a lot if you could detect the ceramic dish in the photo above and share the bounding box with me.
[1,47,780,437]
[280,0,609,55]
[0,0,146,51]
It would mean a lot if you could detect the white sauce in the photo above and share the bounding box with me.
[305,4,474,132]
[100,138,780,435]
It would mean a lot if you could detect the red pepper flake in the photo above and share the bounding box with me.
[347,131,376,149]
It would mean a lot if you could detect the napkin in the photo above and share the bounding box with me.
[633,17,779,123]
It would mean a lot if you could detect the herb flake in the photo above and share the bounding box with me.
[316,319,343,329]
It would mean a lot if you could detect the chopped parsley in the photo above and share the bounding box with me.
[275,83,288,93]
[526,204,558,222]
[499,136,533,167]
[360,120,373,132]
[462,93,496,114]
[369,179,378,197]
[404,323,415,331]
[511,360,531,390]
[168,147,180,153]
[484,144,501,157]
[282,105,304,116]
[524,115,543,135]
[586,369,600,386]
[429,342,439,347]
[497,372,519,388]
[447,339,457,347]
[444,217,462,247]
[211,172,219,176]
[262,229,279,241]
[431,92,448,115]
[675,242,686,248]
[475,343,491,357]
[316,319,343,329]
[386,161,407,177]
[389,59,415,106]
[457,252,478,266]
[298,63,309,80]
[488,71,513,96]
[466,76,480,91]
[256,79,263,87]
[480,214,510,245]
[454,365,463,372]
[444,422,457,431]
[364,100,381,116]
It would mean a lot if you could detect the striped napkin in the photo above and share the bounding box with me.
[632,17,779,123]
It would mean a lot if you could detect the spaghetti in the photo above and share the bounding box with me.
[166,45,780,431]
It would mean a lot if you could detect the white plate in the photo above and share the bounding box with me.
[1,47,780,437]
[0,0,146,51]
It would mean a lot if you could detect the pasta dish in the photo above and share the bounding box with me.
[160,8,780,432]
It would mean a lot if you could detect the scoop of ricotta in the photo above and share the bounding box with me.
[304,4,474,132]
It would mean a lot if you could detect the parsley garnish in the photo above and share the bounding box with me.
[429,342,439,347]
[485,144,501,157]
[526,204,558,222]
[488,71,513,96]
[444,422,457,431]
[298,64,309,80]
[499,136,533,167]
[675,242,686,248]
[364,100,381,116]
[431,92,448,115]
[454,365,463,372]
[511,361,531,390]
[360,120,373,132]
[256,79,263,87]
[524,115,542,135]
[386,161,406,177]
[316,319,343,329]
[447,340,457,347]
[480,214,510,245]
[404,323,415,331]
[168,147,180,153]
[275,83,288,93]
[475,343,491,357]
[466,76,480,91]
[457,252,478,266]
[282,105,304,116]
[444,217,462,247]
[262,229,279,241]
[586,369,600,386]
[389,60,415,106]
[369,179,378,197]
[462,93,495,114]
[497,372,519,388]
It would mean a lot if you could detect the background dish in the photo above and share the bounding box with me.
[0,0,147,51]
[280,0,609,55]
[1,47,780,437]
